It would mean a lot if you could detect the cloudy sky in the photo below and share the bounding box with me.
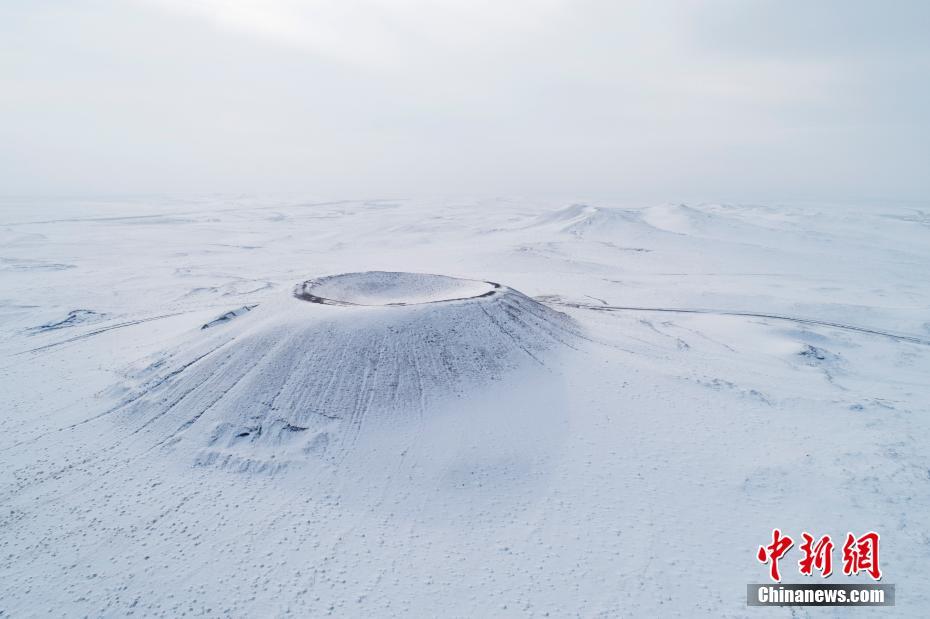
[2,0,928,201]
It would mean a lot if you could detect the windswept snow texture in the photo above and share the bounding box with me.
[2,197,930,617]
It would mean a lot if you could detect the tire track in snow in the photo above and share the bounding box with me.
[543,298,930,345]
[14,312,190,354]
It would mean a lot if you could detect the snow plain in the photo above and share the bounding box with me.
[1,197,929,617]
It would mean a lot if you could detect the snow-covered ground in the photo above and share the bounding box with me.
[1,197,929,617]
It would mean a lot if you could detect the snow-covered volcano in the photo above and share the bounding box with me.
[115,271,578,472]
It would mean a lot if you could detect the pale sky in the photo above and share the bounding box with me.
[2,0,928,201]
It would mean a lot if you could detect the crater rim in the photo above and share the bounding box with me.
[293,271,502,307]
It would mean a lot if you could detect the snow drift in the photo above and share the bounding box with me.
[114,271,578,472]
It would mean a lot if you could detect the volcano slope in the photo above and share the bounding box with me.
[109,271,578,472]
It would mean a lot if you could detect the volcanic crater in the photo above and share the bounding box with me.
[295,271,501,306]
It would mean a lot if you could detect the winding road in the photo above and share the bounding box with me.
[543,297,930,346]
